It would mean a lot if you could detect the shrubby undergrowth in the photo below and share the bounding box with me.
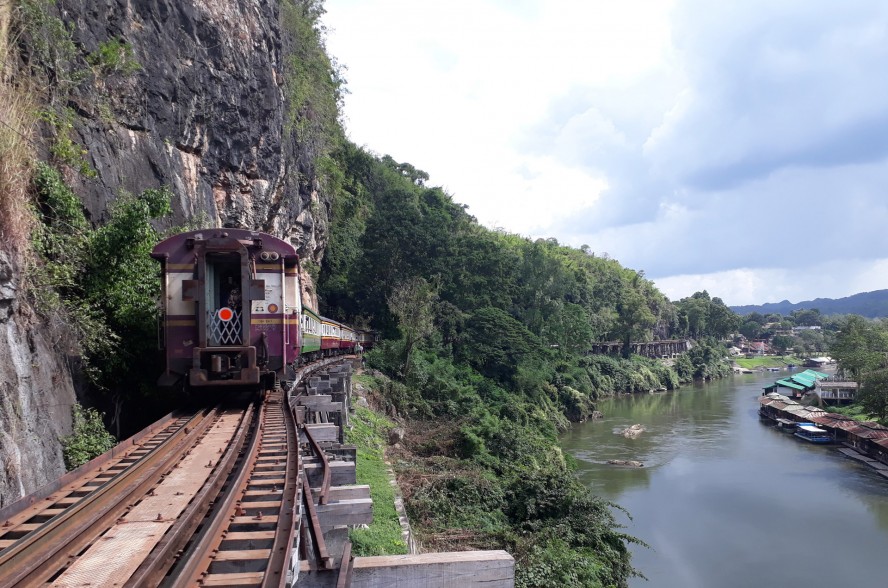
[29,162,174,440]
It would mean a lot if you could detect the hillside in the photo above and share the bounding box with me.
[731,289,888,317]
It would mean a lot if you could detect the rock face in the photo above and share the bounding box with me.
[57,0,330,265]
[0,1,332,506]
[0,252,77,508]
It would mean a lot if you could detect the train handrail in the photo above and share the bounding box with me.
[0,410,180,522]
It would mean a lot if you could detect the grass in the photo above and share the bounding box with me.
[0,22,37,258]
[353,374,376,389]
[825,403,883,423]
[345,405,409,556]
[734,355,803,369]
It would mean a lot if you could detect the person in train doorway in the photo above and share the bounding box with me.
[227,285,242,313]
[221,274,242,313]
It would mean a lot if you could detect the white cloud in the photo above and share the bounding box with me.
[324,0,888,306]
[655,258,888,307]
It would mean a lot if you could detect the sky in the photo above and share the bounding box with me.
[322,0,888,306]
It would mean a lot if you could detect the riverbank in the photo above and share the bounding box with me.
[836,448,888,480]
[733,355,804,370]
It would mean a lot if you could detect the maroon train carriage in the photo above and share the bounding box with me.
[339,324,357,352]
[356,329,378,351]
[152,229,302,391]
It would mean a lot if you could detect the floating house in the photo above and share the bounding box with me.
[760,392,888,465]
[763,369,829,400]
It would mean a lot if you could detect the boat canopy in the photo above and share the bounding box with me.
[798,424,828,434]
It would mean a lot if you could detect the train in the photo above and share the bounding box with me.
[151,229,374,391]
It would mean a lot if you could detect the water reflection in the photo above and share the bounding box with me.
[562,372,888,587]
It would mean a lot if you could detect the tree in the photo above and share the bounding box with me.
[388,277,438,379]
[831,315,888,391]
[739,320,762,340]
[614,271,658,358]
[791,308,822,327]
[859,369,888,421]
[708,297,740,339]
[771,334,795,355]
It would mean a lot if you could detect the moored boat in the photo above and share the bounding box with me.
[775,418,797,431]
[794,424,832,444]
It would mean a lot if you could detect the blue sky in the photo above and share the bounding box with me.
[324,0,888,305]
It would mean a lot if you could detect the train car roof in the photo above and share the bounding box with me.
[151,229,298,261]
[302,307,321,320]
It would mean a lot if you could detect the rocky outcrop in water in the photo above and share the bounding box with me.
[618,424,646,439]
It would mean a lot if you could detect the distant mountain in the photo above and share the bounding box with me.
[731,289,888,318]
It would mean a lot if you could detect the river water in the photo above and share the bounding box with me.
[560,371,888,587]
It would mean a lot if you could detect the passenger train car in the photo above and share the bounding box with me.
[152,229,369,392]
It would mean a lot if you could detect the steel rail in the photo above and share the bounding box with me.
[0,408,218,588]
[0,411,181,523]
[303,423,332,505]
[301,477,333,570]
[122,404,256,588]
[167,400,270,588]
[262,394,301,588]
[336,540,354,588]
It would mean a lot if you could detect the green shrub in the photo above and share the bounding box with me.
[62,404,115,469]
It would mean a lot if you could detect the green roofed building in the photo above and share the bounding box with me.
[763,369,829,399]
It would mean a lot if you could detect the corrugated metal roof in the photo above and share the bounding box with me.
[873,438,888,450]
[843,423,888,439]
[802,408,827,416]
[770,401,789,410]
[776,379,806,391]
[830,420,863,431]
[790,375,816,386]
[759,396,775,405]
[765,392,791,400]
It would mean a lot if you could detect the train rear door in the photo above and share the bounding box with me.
[204,252,244,346]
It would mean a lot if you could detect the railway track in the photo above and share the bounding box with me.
[0,357,358,587]
[164,388,300,587]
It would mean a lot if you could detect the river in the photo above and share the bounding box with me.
[560,371,888,587]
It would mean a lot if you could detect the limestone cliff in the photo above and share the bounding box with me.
[0,0,333,505]
[0,252,77,508]
[56,0,330,262]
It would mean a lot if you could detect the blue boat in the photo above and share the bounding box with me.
[794,424,832,444]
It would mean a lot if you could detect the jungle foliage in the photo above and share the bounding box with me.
[29,162,174,437]
[317,144,732,586]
